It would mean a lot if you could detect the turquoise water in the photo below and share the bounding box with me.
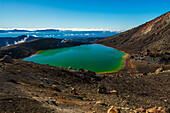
[23,44,125,73]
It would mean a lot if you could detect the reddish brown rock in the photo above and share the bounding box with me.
[155,67,164,73]
[79,68,84,72]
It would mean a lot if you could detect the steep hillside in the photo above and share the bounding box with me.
[97,12,170,64]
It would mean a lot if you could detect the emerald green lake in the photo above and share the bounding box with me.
[23,44,126,73]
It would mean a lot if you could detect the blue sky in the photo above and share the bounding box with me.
[0,0,169,30]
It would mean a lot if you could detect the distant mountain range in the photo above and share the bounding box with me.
[0,29,120,48]
[0,28,121,33]
[0,29,60,33]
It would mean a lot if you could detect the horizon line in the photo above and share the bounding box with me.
[0,28,125,32]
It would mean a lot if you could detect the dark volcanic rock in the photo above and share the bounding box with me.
[0,55,14,63]
[79,69,84,72]
[0,38,85,59]
[97,85,107,94]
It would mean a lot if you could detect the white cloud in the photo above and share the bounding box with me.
[32,35,37,37]
[84,33,90,35]
[14,35,29,44]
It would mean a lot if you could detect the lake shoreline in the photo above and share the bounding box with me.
[20,50,43,60]
[23,43,126,74]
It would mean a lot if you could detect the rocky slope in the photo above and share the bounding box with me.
[0,58,169,113]
[97,12,170,64]
[0,38,85,59]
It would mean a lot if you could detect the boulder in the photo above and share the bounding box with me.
[146,107,157,113]
[59,66,63,69]
[155,67,164,73]
[79,68,84,72]
[84,69,89,72]
[95,101,104,105]
[85,69,96,76]
[9,79,19,84]
[97,86,107,94]
[0,55,14,63]
[107,106,118,113]
[51,85,62,92]
[71,88,78,95]
[68,66,72,69]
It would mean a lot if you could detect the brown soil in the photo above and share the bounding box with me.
[0,58,169,113]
